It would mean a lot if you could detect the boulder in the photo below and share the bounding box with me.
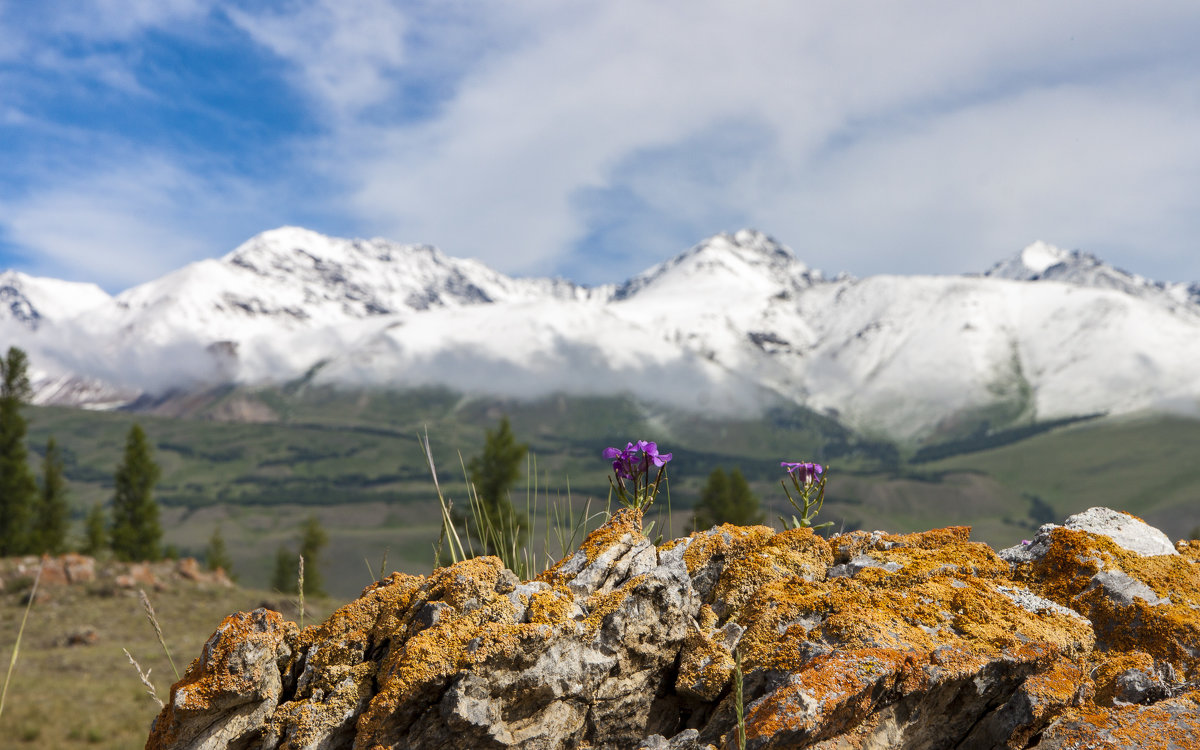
[146,507,1200,749]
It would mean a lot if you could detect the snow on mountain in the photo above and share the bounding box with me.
[0,270,111,330]
[105,226,592,346]
[794,274,1200,439]
[983,241,1200,313]
[5,227,1200,441]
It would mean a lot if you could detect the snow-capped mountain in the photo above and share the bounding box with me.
[0,270,112,330]
[983,240,1200,310]
[5,229,1199,442]
[104,226,595,346]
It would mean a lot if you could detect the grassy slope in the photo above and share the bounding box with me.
[20,386,1200,598]
[0,581,340,750]
[920,412,1200,541]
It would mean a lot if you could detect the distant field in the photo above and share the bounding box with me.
[921,412,1200,541]
[21,385,1200,597]
[0,580,342,750]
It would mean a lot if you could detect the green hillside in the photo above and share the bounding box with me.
[20,384,1200,598]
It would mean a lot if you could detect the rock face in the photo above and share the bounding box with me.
[145,507,1200,749]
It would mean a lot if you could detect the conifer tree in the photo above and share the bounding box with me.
[692,467,764,530]
[0,346,37,554]
[109,423,163,561]
[31,437,69,554]
[271,546,298,594]
[298,515,327,597]
[466,416,528,553]
[205,525,235,579]
[82,502,107,555]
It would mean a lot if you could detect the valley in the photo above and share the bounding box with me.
[26,386,1200,599]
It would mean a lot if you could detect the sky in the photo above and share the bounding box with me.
[1,1,1199,294]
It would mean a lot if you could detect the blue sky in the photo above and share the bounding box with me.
[2,1,1199,293]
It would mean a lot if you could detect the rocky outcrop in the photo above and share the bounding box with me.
[145,507,1200,749]
[0,554,232,592]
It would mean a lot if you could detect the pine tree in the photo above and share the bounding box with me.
[82,502,107,555]
[692,467,764,530]
[299,515,327,597]
[271,546,298,594]
[205,525,235,579]
[31,437,69,554]
[109,423,163,561]
[0,346,37,554]
[466,416,528,554]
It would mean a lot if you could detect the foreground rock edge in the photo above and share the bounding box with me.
[145,507,1200,750]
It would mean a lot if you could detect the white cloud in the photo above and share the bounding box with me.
[4,0,1200,292]
[34,0,211,40]
[225,0,409,120]
[271,1,1200,284]
[0,155,270,290]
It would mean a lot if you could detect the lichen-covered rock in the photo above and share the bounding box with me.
[146,507,1200,749]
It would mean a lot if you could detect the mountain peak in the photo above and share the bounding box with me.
[613,229,819,301]
[984,241,1086,281]
[0,270,112,329]
[981,241,1200,313]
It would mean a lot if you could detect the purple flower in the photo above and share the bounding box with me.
[638,441,673,471]
[781,461,823,484]
[603,440,673,481]
[603,442,639,480]
[1021,539,1031,546]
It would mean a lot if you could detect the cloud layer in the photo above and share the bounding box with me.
[1,1,1199,291]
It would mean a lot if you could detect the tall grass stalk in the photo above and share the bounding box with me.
[0,561,42,720]
[123,648,163,709]
[734,647,747,750]
[139,589,179,681]
[424,431,466,566]
[456,450,527,578]
[425,431,608,577]
[298,555,305,630]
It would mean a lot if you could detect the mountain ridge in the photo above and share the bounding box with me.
[4,228,1198,442]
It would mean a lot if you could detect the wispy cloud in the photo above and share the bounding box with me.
[0,153,271,289]
[225,0,409,121]
[1,0,1199,291]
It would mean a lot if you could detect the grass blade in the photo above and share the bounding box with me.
[139,589,179,682]
[0,561,43,720]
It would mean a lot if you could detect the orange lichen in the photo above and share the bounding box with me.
[743,648,909,745]
[352,556,530,749]
[1043,690,1200,747]
[523,583,578,625]
[675,626,734,701]
[678,523,832,621]
[1176,539,1200,563]
[1012,526,1200,677]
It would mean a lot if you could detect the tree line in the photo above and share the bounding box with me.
[0,347,165,561]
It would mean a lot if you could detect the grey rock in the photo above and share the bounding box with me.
[996,585,1091,622]
[1065,507,1178,556]
[556,531,657,597]
[1000,507,1178,564]
[152,609,293,750]
[414,600,453,629]
[1112,668,1170,705]
[1087,570,1170,607]
[827,554,903,578]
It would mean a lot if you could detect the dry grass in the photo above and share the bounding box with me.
[0,579,341,749]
